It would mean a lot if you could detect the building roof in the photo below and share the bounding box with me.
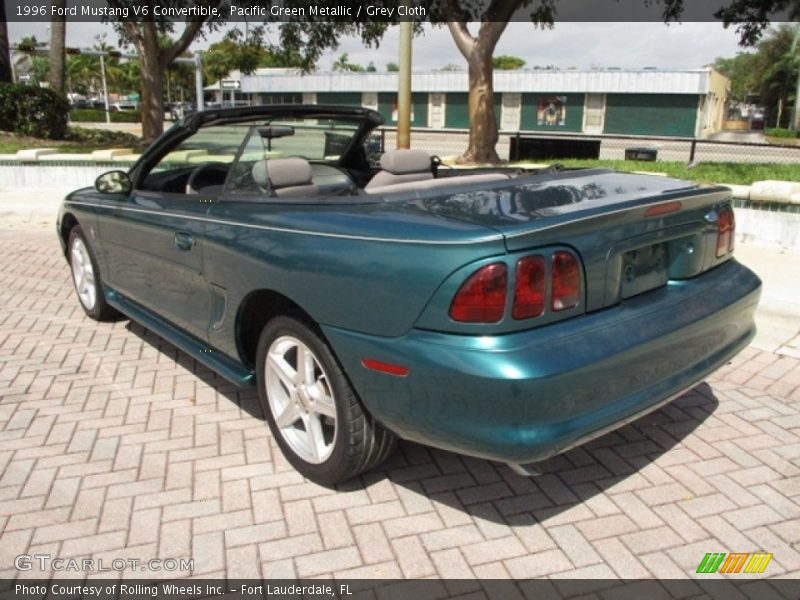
[240,68,718,95]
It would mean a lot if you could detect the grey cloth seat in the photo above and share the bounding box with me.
[252,157,320,198]
[365,149,433,190]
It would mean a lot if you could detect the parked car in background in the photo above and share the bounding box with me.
[111,101,138,112]
[57,105,761,485]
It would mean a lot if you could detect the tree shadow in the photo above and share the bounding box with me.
[124,321,264,421]
[125,318,719,527]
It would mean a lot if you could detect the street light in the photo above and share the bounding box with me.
[79,49,113,124]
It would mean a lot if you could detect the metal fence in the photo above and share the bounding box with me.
[377,128,800,165]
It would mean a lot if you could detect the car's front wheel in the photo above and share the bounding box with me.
[68,226,118,321]
[256,316,395,485]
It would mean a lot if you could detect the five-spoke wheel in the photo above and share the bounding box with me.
[256,316,396,485]
[67,226,118,321]
[265,335,338,464]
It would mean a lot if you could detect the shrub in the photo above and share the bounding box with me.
[70,108,141,123]
[764,127,799,139]
[0,83,70,139]
[65,126,141,149]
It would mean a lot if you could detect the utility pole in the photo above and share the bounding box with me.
[194,51,204,111]
[81,49,112,124]
[396,21,412,149]
[99,54,110,124]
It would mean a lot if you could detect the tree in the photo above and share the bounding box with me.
[0,4,11,82]
[67,54,99,95]
[713,0,800,46]
[751,25,799,127]
[419,0,557,163]
[386,62,399,72]
[204,30,269,87]
[49,1,66,92]
[714,24,799,127]
[713,53,759,105]
[492,55,526,70]
[203,27,306,105]
[332,53,366,72]
[445,21,526,163]
[105,1,226,143]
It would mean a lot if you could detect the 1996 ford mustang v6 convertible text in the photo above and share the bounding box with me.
[58,105,761,485]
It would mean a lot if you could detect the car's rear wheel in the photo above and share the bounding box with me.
[256,316,395,485]
[68,226,118,321]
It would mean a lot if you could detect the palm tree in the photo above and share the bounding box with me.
[49,1,67,92]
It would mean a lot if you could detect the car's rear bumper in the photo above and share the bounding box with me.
[323,259,761,465]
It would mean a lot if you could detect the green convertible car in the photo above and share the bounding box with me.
[57,105,761,485]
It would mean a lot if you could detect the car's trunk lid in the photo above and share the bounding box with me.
[412,169,733,312]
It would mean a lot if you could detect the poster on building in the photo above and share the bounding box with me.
[537,96,567,126]
[391,101,414,123]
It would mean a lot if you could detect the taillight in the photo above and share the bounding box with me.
[716,206,735,258]
[551,251,580,311]
[512,256,546,319]
[449,263,507,323]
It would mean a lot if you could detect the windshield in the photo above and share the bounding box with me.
[225,118,362,196]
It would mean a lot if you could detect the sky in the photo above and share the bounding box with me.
[6,21,756,72]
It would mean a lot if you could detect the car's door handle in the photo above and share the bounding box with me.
[174,232,194,251]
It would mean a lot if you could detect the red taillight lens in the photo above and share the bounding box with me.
[716,206,735,258]
[513,256,546,319]
[551,251,580,311]
[449,263,507,323]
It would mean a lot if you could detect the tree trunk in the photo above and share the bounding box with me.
[463,44,499,164]
[138,23,165,144]
[446,21,509,165]
[48,3,66,93]
[0,5,11,83]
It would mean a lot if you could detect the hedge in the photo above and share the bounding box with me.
[0,83,69,139]
[765,127,799,139]
[70,108,141,123]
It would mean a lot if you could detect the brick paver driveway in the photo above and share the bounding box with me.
[1,229,799,581]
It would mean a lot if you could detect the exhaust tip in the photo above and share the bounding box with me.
[508,463,542,477]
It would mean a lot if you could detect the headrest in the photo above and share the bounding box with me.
[380,149,431,174]
[252,157,313,189]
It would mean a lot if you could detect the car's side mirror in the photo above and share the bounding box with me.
[95,170,132,194]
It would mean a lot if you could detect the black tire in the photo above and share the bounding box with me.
[67,226,119,321]
[256,315,396,485]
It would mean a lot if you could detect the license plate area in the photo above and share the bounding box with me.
[620,242,668,299]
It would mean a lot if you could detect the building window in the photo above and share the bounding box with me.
[362,92,378,111]
[259,94,302,105]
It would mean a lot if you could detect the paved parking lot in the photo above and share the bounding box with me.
[1,228,800,582]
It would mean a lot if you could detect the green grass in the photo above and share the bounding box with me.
[520,159,800,185]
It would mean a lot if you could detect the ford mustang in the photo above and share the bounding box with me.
[57,105,761,485]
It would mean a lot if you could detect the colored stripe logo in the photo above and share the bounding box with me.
[696,552,773,574]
